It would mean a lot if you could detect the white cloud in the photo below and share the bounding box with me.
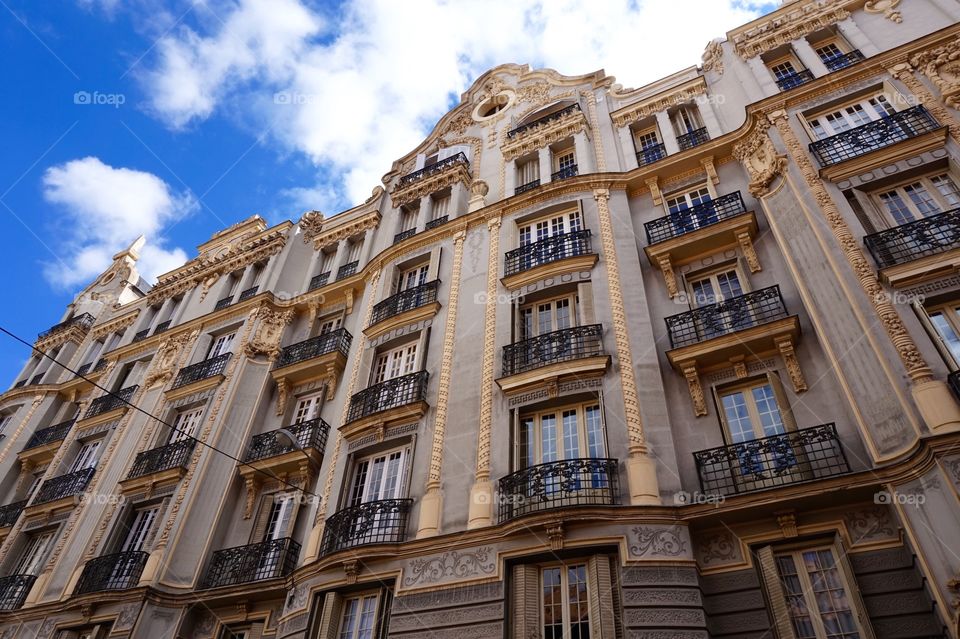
[41,157,196,288]
[140,0,768,209]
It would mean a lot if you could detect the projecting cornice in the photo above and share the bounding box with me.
[609,76,708,128]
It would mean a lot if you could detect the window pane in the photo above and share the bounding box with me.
[716,270,743,299]
[541,414,558,463]
[930,311,960,363]
[569,565,590,639]
[932,174,960,208]
[585,405,605,457]
[802,550,861,639]
[903,183,941,217]
[879,191,916,226]
[751,384,785,437]
[520,417,536,469]
[562,409,580,460]
[542,568,563,639]
[357,596,378,639]
[722,392,755,442]
[339,598,360,639]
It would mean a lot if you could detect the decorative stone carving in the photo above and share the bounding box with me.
[737,230,762,273]
[844,506,897,544]
[630,525,689,557]
[657,255,679,298]
[696,530,743,568]
[733,126,787,197]
[646,177,663,206]
[731,357,748,380]
[776,511,798,537]
[306,209,381,250]
[546,521,565,550]
[343,559,360,584]
[887,63,960,147]
[776,337,807,393]
[865,0,902,22]
[731,2,850,59]
[611,77,707,128]
[911,41,960,110]
[681,361,708,417]
[701,39,724,75]
[244,307,295,360]
[298,210,324,242]
[143,331,194,389]
[500,106,588,161]
[402,547,496,587]
[516,81,553,105]
[475,216,502,484]
[275,378,289,417]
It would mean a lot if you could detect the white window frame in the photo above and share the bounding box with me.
[519,293,579,341]
[208,332,236,358]
[925,301,960,367]
[872,172,960,227]
[541,563,591,639]
[430,193,451,221]
[397,263,429,293]
[517,157,540,186]
[373,342,418,384]
[337,593,381,639]
[517,402,606,468]
[670,104,704,136]
[348,445,410,506]
[292,392,323,424]
[120,506,159,552]
[552,148,576,173]
[16,531,54,575]
[518,209,582,246]
[805,93,898,140]
[170,407,203,443]
[0,413,13,436]
[718,379,787,444]
[685,264,747,308]
[71,439,102,472]
[665,183,714,214]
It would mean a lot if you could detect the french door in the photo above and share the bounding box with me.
[807,95,896,139]
[258,494,296,579]
[397,263,429,293]
[720,381,797,483]
[776,548,864,639]
[208,332,236,358]
[688,268,749,339]
[16,532,54,576]
[293,393,323,424]
[373,343,417,384]
[71,440,101,472]
[666,185,714,233]
[347,449,408,543]
[518,404,607,496]
[170,407,203,443]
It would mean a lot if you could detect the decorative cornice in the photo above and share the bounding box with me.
[500,107,588,162]
[89,311,140,341]
[701,40,724,76]
[610,76,707,128]
[391,163,472,208]
[730,1,850,59]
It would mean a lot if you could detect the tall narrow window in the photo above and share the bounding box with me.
[519,294,578,341]
[349,447,408,507]
[373,343,417,384]
[397,263,429,293]
[775,547,863,639]
[518,158,540,187]
[927,302,960,364]
[120,506,159,553]
[208,332,236,358]
[431,194,450,221]
[671,105,703,135]
[317,313,343,335]
[0,413,13,437]
[688,268,744,307]
[338,594,380,639]
[16,531,54,576]
[170,407,203,443]
[542,564,590,639]
[293,393,323,424]
[518,403,605,468]
[71,440,102,472]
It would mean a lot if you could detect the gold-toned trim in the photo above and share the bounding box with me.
[495,356,610,394]
[362,302,442,341]
[338,401,430,443]
[667,316,802,373]
[818,127,949,182]
[501,253,598,291]
[878,248,960,288]
[117,465,187,497]
[644,211,759,271]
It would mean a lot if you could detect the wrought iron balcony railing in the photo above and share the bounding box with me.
[320,498,413,556]
[126,439,195,480]
[92,358,108,373]
[75,551,149,594]
[693,423,850,496]
[13,380,26,389]
[809,106,941,167]
[84,385,138,419]
[498,458,619,522]
[33,467,95,506]
[245,417,330,463]
[0,500,26,527]
[398,152,468,187]
[214,296,234,311]
[238,286,259,302]
[132,329,150,343]
[309,272,330,290]
[337,261,359,280]
[551,164,579,181]
[504,229,593,277]
[864,207,960,269]
[665,286,790,349]
[76,363,92,376]
[23,419,74,451]
[949,370,960,403]
[153,320,171,335]
[275,328,352,370]
[394,229,416,244]
[425,215,449,230]
[508,103,581,138]
[0,574,36,611]
[30,373,44,385]
[637,143,667,167]
[38,313,94,340]
[677,127,710,151]
[823,49,864,71]
[202,537,300,588]
[775,69,815,91]
[172,353,231,389]
[347,371,428,423]
[370,280,440,327]
[644,191,747,244]
[502,324,604,377]
[515,179,541,195]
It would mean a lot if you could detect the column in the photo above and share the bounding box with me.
[329,238,348,276]
[449,182,468,220]
[746,56,779,97]
[697,97,724,140]
[656,111,680,155]
[835,17,879,56]
[357,227,376,268]
[302,250,322,293]
[573,131,593,174]
[618,126,639,170]
[538,146,552,184]
[792,38,830,77]
[415,196,431,233]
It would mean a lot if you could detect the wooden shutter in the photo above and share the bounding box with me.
[587,555,617,639]
[833,535,877,639]
[246,623,264,639]
[766,372,798,433]
[511,564,541,639]
[428,247,443,282]
[315,592,344,639]
[250,495,273,542]
[375,587,393,639]
[756,545,797,639]
[577,282,595,326]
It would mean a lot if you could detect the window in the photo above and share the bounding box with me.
[519,294,578,341]
[373,343,417,384]
[263,493,296,541]
[720,380,785,444]
[319,250,335,274]
[430,194,450,221]
[25,473,43,502]
[16,531,54,575]
[208,332,236,358]
[670,105,704,135]
[317,313,343,335]
[293,392,323,424]
[346,239,363,264]
[775,547,864,639]
[666,185,712,214]
[349,447,408,506]
[770,59,800,81]
[0,413,13,437]
[542,563,590,639]
[337,594,380,639]
[170,407,203,443]
[687,267,744,307]
[120,506,159,553]
[518,158,540,186]
[806,94,896,139]
[926,302,960,365]
[71,440,102,472]
[399,206,417,233]
[397,263,428,293]
[874,173,960,226]
[519,210,582,246]
[518,403,605,468]
[633,127,660,151]
[717,378,796,479]
[815,42,845,63]
[554,149,576,173]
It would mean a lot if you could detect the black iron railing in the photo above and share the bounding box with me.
[75,551,149,594]
[84,385,138,419]
[637,143,667,167]
[864,207,960,269]
[347,371,428,423]
[23,419,74,451]
[33,467,95,505]
[644,191,747,244]
[275,328,353,369]
[171,354,231,389]
[13,380,26,389]
[515,179,541,195]
[823,49,864,71]
[370,280,440,326]
[677,127,710,150]
[214,296,234,311]
[394,229,416,244]
[949,370,960,403]
[0,574,36,611]
[809,106,941,166]
[92,358,108,373]
[502,325,604,377]
[132,329,150,343]
[154,320,171,335]
[245,417,330,463]
[398,152,468,187]
[508,104,581,138]
[665,286,790,349]
[202,538,300,588]
[0,500,26,527]
[425,215,449,230]
[552,164,579,181]
[775,69,815,91]
[38,313,94,340]
[309,272,330,290]
[693,423,850,496]
[320,499,413,556]
[30,373,44,386]
[504,229,593,277]
[337,261,359,280]
[126,439,195,480]
[498,458,619,522]
[75,363,92,376]
[238,286,258,302]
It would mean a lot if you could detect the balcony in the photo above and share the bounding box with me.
[76,362,92,376]
[677,127,709,151]
[508,104,581,138]
[244,417,330,464]
[19,419,74,466]
[202,538,300,589]
[132,328,150,343]
[37,313,94,341]
[29,373,44,385]
[12,380,25,389]
[309,272,330,291]
[343,371,428,439]
[394,228,416,244]
[320,499,413,556]
[214,296,234,311]
[0,500,26,528]
[169,353,231,396]
[0,575,36,611]
[425,215,449,230]
[337,260,359,280]
[120,439,195,494]
[498,325,608,395]
[393,153,471,208]
[498,458,619,521]
[82,385,138,424]
[693,423,850,496]
[666,284,796,347]
[398,152,469,187]
[823,49,864,72]
[272,328,352,388]
[154,320,171,335]
[636,143,667,167]
[775,69,814,91]
[31,467,95,509]
[238,286,259,302]
[75,551,149,594]
[502,230,596,289]
[864,208,960,286]
[93,358,108,373]
[551,164,579,181]
[810,106,944,178]
[645,192,751,245]
[366,281,441,339]
[515,179,541,195]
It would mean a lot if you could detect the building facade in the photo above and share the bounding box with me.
[2,0,960,637]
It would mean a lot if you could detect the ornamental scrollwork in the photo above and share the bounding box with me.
[911,40,960,110]
[630,525,689,557]
[245,307,295,361]
[402,547,496,587]
[733,125,786,197]
[701,39,724,75]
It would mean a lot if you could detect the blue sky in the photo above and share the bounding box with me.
[0,0,774,384]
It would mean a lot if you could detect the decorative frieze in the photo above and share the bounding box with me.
[304,209,381,250]
[400,546,497,588]
[730,1,850,59]
[733,125,787,198]
[611,77,707,128]
[629,524,692,559]
[500,106,587,162]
